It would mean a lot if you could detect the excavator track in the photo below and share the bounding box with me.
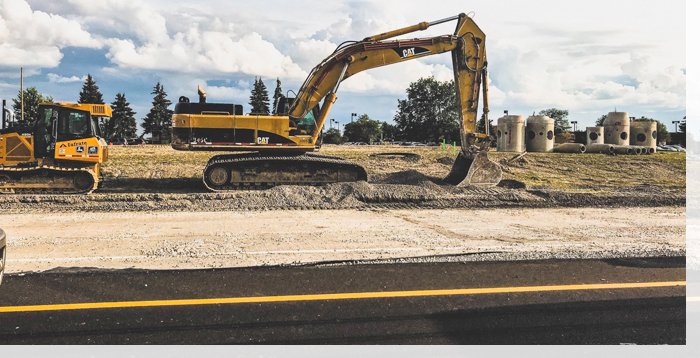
[203,153,368,191]
[0,165,99,194]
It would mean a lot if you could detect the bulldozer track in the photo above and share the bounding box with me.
[0,165,99,194]
[202,153,368,191]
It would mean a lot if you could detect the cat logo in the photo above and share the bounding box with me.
[394,46,430,59]
[257,137,270,144]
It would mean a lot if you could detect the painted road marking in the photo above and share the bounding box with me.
[0,281,685,313]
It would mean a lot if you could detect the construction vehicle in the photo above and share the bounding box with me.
[0,102,111,194]
[172,13,502,190]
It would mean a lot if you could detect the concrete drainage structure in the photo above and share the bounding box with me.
[554,143,586,153]
[630,121,657,148]
[586,143,615,154]
[603,111,630,146]
[497,115,525,153]
[525,115,555,152]
[586,127,604,145]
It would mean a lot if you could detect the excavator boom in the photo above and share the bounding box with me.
[288,13,500,186]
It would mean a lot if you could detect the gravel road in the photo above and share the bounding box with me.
[0,206,685,273]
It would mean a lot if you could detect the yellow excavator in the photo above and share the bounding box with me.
[0,102,110,194]
[171,13,502,190]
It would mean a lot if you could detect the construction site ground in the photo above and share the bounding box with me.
[0,145,686,273]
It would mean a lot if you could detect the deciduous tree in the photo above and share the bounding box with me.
[393,77,460,143]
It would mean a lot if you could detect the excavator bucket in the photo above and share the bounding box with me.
[443,148,502,187]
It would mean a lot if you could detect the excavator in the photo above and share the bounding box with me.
[171,13,502,190]
[0,102,111,194]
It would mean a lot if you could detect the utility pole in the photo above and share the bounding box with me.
[20,67,24,124]
[1,99,5,129]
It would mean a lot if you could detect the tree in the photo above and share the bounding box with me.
[142,82,173,143]
[249,77,270,115]
[322,127,343,144]
[108,93,137,140]
[595,114,607,127]
[634,117,670,145]
[477,116,495,137]
[393,77,460,143]
[538,108,571,134]
[78,74,104,104]
[381,122,400,141]
[680,117,686,133]
[272,78,283,114]
[12,87,53,127]
[344,114,382,143]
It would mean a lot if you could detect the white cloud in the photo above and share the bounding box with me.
[0,0,99,68]
[47,73,85,83]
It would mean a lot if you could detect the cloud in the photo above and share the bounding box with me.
[0,0,99,68]
[47,73,85,83]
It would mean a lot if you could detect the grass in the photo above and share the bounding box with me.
[102,144,686,192]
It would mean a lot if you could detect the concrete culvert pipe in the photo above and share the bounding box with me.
[646,147,656,154]
[585,143,615,154]
[553,143,586,153]
[611,145,635,155]
[629,146,644,155]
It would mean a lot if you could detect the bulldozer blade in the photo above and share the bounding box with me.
[443,149,502,187]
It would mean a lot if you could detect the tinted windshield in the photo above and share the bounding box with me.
[55,107,93,140]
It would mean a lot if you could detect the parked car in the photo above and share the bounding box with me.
[1,228,6,285]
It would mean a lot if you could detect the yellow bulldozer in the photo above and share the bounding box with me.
[172,13,502,190]
[0,102,110,194]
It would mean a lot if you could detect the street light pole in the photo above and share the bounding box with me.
[672,120,680,133]
[571,121,578,132]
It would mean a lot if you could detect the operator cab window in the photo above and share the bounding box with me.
[57,109,92,141]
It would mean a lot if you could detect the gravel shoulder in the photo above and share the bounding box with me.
[1,206,685,274]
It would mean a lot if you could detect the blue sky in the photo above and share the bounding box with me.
[0,0,686,135]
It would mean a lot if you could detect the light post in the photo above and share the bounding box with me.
[351,113,357,122]
[571,121,578,132]
[672,120,680,133]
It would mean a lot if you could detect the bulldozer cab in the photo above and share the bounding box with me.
[35,105,100,158]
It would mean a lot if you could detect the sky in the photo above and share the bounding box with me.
[0,0,686,134]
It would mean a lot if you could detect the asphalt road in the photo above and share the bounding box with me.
[0,257,686,344]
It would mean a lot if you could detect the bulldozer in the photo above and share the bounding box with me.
[0,102,111,194]
[172,12,502,190]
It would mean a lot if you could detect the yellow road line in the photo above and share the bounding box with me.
[0,281,685,313]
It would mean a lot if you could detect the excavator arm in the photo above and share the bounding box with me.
[289,13,490,149]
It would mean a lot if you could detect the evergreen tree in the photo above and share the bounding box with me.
[595,114,607,127]
[142,82,173,143]
[272,78,283,114]
[248,77,270,115]
[78,74,105,104]
[109,93,137,140]
[12,87,54,127]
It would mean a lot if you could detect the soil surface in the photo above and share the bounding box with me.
[0,145,686,213]
[1,206,685,273]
